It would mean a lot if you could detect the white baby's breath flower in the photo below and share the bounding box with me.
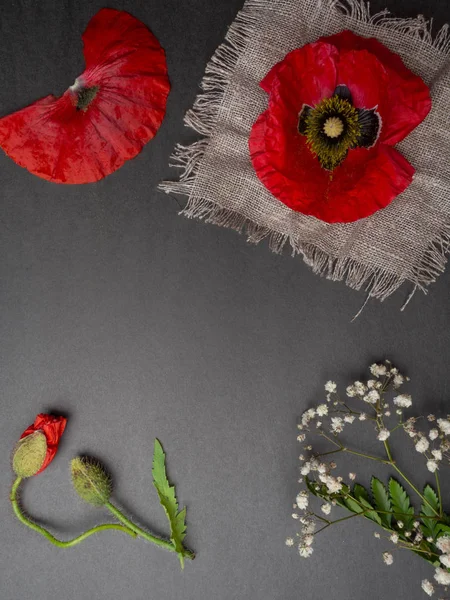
[437,419,450,435]
[344,415,355,424]
[434,567,450,585]
[393,374,404,387]
[432,449,443,461]
[415,437,430,453]
[439,554,450,569]
[349,472,356,480]
[298,545,313,558]
[383,552,394,565]
[296,492,309,510]
[364,390,380,404]
[393,394,412,408]
[325,381,337,393]
[354,381,367,396]
[384,411,391,417]
[331,417,344,434]
[436,535,450,554]
[390,533,399,544]
[316,404,328,417]
[285,537,294,547]
[300,463,311,476]
[397,521,404,529]
[370,364,387,377]
[427,460,438,473]
[428,414,436,422]
[302,534,314,547]
[324,475,342,494]
[321,503,331,515]
[373,532,381,539]
[377,429,390,441]
[359,413,367,421]
[297,434,306,442]
[346,385,357,397]
[429,429,439,441]
[421,579,434,596]
[292,513,299,520]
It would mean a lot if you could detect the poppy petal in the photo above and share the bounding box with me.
[261,42,338,109]
[322,30,431,145]
[20,414,67,475]
[0,9,170,183]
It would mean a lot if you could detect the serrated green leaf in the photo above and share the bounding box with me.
[371,477,392,527]
[344,495,364,514]
[352,484,381,525]
[152,439,187,568]
[389,478,414,530]
[421,485,440,539]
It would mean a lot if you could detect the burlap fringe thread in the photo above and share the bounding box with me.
[160,0,450,303]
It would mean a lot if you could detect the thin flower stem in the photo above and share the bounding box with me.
[105,501,195,560]
[10,477,136,547]
[435,471,443,518]
[344,447,392,464]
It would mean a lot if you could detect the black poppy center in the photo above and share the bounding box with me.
[298,84,381,171]
[76,86,100,111]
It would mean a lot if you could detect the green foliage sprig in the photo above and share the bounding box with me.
[289,361,450,598]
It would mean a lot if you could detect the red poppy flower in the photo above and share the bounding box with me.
[18,414,67,475]
[249,30,431,223]
[0,8,170,184]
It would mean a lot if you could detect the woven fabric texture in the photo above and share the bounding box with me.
[161,0,450,301]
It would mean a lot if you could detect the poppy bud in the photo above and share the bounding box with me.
[71,457,112,506]
[12,431,47,477]
[13,414,67,477]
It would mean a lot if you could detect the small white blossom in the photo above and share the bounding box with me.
[432,449,443,461]
[298,545,313,558]
[434,567,450,585]
[393,394,412,408]
[325,381,337,393]
[393,374,404,387]
[415,437,430,453]
[364,390,380,404]
[344,415,355,424]
[421,579,434,596]
[354,381,367,396]
[285,537,294,547]
[297,434,306,442]
[384,411,391,417]
[321,503,331,515]
[437,419,450,435]
[374,532,381,539]
[300,463,311,476]
[346,385,357,397]
[370,363,387,377]
[377,428,390,441]
[324,475,342,494]
[316,404,328,417]
[383,552,394,565]
[359,413,367,421]
[428,414,436,422]
[292,513,299,520]
[436,535,450,554]
[348,472,356,481]
[427,460,438,473]
[331,417,344,434]
[296,492,309,510]
[390,533,399,544]
[397,521,404,529]
[439,554,450,569]
[429,429,439,441]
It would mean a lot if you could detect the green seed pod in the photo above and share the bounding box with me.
[12,431,47,477]
[71,457,112,506]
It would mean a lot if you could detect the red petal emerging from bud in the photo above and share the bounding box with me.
[19,414,67,475]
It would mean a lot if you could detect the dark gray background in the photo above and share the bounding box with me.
[1,1,450,599]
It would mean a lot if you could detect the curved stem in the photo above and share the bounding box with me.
[435,471,443,518]
[10,477,137,547]
[105,501,195,560]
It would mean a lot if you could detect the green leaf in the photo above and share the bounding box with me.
[371,477,392,527]
[421,485,440,539]
[389,478,414,530]
[352,484,381,525]
[152,439,187,568]
[344,495,364,515]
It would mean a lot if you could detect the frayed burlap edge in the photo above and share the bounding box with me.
[160,0,450,302]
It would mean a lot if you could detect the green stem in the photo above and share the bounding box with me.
[10,477,136,548]
[435,471,443,518]
[105,501,195,560]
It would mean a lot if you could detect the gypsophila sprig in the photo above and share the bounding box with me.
[290,361,450,598]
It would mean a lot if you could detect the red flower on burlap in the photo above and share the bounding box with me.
[249,30,431,223]
[0,8,170,184]
[19,414,67,475]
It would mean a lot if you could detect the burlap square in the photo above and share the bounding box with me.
[160,0,450,301]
